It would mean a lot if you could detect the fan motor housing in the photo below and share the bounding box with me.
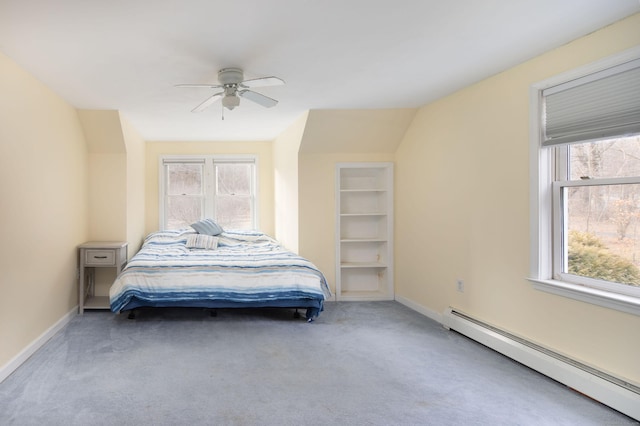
[218,68,244,85]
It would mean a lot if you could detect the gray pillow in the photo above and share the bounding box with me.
[190,219,224,236]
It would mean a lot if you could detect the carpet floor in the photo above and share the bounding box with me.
[0,301,637,425]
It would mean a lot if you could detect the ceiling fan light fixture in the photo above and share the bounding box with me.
[218,68,244,85]
[177,67,284,114]
[221,94,240,110]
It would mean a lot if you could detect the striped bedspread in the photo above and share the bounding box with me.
[109,229,331,319]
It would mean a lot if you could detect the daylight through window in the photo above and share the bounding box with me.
[532,51,640,314]
[161,156,257,231]
[555,136,640,288]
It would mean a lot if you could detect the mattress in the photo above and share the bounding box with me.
[109,229,331,320]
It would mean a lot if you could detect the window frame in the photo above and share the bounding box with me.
[159,154,259,231]
[552,172,640,295]
[529,47,640,316]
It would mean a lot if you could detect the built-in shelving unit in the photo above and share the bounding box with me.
[336,163,393,301]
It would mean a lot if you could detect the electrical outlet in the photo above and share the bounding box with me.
[456,279,464,292]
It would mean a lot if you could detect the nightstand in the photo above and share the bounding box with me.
[78,241,128,314]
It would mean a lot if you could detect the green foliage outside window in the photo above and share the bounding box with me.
[568,230,640,286]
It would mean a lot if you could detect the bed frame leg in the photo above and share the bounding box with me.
[209,309,218,317]
[293,309,301,319]
[127,310,137,320]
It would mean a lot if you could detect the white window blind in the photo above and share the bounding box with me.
[162,158,206,164]
[542,58,640,147]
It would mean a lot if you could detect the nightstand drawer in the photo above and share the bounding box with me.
[84,249,116,266]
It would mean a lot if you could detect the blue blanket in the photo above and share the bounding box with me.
[109,229,331,319]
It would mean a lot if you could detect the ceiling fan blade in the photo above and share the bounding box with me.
[191,92,223,113]
[240,76,285,88]
[238,90,278,108]
[176,83,223,89]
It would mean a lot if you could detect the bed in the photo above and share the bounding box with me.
[109,227,331,321]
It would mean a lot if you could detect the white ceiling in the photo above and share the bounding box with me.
[1,1,638,141]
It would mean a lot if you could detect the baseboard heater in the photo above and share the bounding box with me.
[442,308,639,421]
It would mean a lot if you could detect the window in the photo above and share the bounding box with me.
[165,161,205,230]
[160,156,257,230]
[555,137,640,287]
[530,50,640,315]
[213,161,255,229]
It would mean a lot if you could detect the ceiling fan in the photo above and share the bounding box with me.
[176,68,285,113]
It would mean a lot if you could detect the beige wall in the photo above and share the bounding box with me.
[299,153,395,295]
[273,112,307,252]
[145,141,275,236]
[300,109,416,154]
[395,13,640,383]
[78,110,127,242]
[296,109,415,293]
[0,52,89,369]
[78,110,147,294]
[78,110,146,254]
[121,114,146,254]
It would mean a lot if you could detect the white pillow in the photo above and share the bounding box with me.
[186,234,219,250]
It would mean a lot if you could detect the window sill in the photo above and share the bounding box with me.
[528,278,640,317]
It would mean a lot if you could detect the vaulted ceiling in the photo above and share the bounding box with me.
[0,0,638,141]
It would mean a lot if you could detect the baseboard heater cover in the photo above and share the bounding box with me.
[442,308,639,421]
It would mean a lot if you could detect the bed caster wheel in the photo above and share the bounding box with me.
[127,310,136,320]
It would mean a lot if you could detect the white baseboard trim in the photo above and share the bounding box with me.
[395,297,639,420]
[0,306,77,383]
[442,307,640,421]
[395,294,443,324]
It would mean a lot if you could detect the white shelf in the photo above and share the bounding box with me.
[341,238,387,243]
[340,213,387,216]
[83,295,111,310]
[336,163,393,301]
[338,292,391,302]
[340,189,387,192]
[341,262,387,268]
